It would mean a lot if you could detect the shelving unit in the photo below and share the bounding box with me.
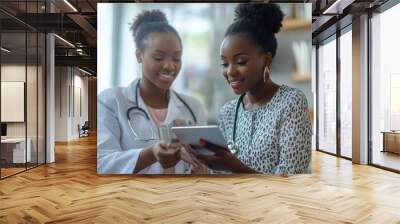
[282,19,311,31]
[292,71,311,82]
[281,18,312,83]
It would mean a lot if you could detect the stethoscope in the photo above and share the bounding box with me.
[228,93,246,154]
[228,65,272,154]
[126,79,197,142]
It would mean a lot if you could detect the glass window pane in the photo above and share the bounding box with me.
[318,37,337,154]
[340,29,352,158]
[1,31,27,177]
[38,33,45,165]
[27,31,38,169]
[0,1,46,179]
[371,4,400,171]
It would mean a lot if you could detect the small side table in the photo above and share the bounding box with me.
[381,131,400,154]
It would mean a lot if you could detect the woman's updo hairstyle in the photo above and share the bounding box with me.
[225,3,284,57]
[130,9,181,51]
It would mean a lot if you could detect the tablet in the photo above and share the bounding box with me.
[171,125,228,151]
[172,125,232,171]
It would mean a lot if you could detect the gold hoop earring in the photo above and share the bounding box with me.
[263,66,270,83]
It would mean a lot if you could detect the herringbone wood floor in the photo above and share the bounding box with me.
[1,134,400,223]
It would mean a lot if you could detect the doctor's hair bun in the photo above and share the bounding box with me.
[130,9,181,50]
[234,3,284,34]
[131,10,168,37]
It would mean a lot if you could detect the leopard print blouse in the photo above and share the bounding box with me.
[218,85,312,174]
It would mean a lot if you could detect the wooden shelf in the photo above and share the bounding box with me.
[292,71,311,82]
[282,19,311,31]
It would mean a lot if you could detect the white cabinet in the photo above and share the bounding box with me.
[1,138,32,163]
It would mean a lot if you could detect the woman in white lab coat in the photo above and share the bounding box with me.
[97,10,206,174]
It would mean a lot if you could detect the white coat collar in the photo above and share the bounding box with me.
[128,78,187,127]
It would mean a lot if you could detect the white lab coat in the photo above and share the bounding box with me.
[97,79,206,174]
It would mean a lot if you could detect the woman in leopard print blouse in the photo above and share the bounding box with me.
[195,3,312,175]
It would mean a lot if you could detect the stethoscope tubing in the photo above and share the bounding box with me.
[126,79,197,141]
[230,93,246,153]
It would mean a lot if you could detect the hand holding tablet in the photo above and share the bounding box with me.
[171,125,229,155]
[171,125,235,171]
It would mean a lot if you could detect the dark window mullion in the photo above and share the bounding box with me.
[36,0,39,167]
[316,44,319,150]
[0,27,2,179]
[25,0,28,171]
[44,0,48,164]
[367,11,373,165]
[337,29,341,157]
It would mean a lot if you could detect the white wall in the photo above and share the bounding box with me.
[1,65,27,141]
[55,67,89,141]
[55,67,68,141]
[72,73,89,138]
[1,65,38,137]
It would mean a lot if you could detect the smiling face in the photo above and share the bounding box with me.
[220,33,271,95]
[137,32,182,90]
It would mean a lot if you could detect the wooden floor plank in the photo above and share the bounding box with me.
[0,134,399,223]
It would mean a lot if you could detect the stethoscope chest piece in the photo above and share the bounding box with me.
[228,141,239,155]
[229,93,246,156]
